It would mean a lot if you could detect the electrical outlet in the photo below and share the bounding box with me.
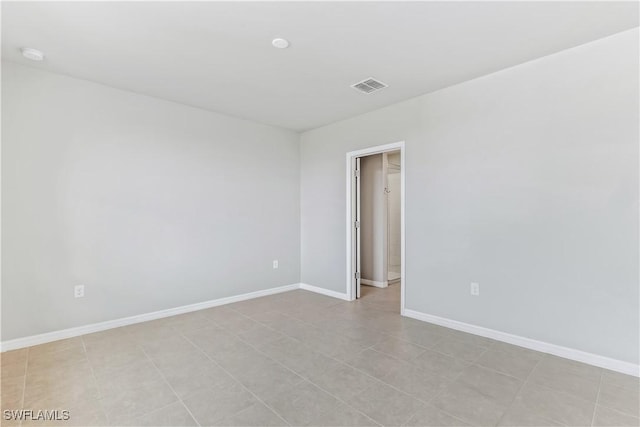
[273,260,279,269]
[470,282,480,296]
[74,285,85,298]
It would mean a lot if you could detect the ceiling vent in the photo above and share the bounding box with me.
[351,77,388,94]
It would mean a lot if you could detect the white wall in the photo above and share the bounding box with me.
[300,29,639,364]
[2,62,301,341]
[360,154,386,284]
[387,154,401,272]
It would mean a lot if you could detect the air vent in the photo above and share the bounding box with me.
[351,77,388,94]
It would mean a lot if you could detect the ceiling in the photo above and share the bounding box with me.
[2,2,638,132]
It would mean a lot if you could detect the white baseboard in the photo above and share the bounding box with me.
[361,279,388,288]
[403,309,639,377]
[299,283,350,301]
[0,283,299,352]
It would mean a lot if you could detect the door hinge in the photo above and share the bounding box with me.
[354,169,360,178]
[354,221,360,229]
[355,271,361,280]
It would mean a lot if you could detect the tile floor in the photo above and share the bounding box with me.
[1,285,638,426]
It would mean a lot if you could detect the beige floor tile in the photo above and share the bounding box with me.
[372,337,426,362]
[263,381,376,426]
[24,363,99,408]
[302,329,369,361]
[206,340,267,372]
[82,328,134,349]
[598,380,639,417]
[1,359,28,380]
[432,335,489,363]
[1,375,25,409]
[497,400,563,426]
[122,319,177,343]
[528,355,601,402]
[28,338,84,358]
[15,375,106,426]
[335,324,389,348]
[182,380,259,426]
[269,318,324,343]
[27,347,88,374]
[218,401,288,426]
[99,378,177,424]
[231,356,304,400]
[258,336,336,377]
[217,315,261,334]
[592,405,640,427]
[154,351,234,400]
[381,363,452,403]
[432,365,521,426]
[1,349,28,367]
[601,369,639,391]
[241,309,290,323]
[457,365,522,403]
[126,401,198,426]
[85,342,148,378]
[475,347,541,379]
[395,327,445,351]
[163,311,215,333]
[25,360,92,391]
[139,334,200,360]
[404,404,470,426]
[411,349,471,380]
[235,323,284,347]
[490,342,545,359]
[346,349,403,380]
[346,381,423,426]
[512,382,595,426]
[94,360,164,397]
[181,325,241,356]
[4,289,627,427]
[22,398,108,427]
[305,359,379,402]
[200,307,250,326]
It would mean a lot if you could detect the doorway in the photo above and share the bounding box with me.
[346,141,405,314]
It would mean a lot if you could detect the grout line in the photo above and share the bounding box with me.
[590,369,604,427]
[222,305,387,425]
[12,289,623,427]
[228,302,454,425]
[230,331,384,427]
[19,348,29,427]
[493,352,543,426]
[179,332,293,427]
[417,345,494,425]
[138,346,202,427]
[79,336,110,426]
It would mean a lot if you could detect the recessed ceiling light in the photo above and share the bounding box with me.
[272,38,290,49]
[21,47,45,61]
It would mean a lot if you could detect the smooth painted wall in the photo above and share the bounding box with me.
[300,29,639,363]
[387,156,401,272]
[360,154,386,284]
[2,62,301,340]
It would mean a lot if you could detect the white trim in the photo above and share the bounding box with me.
[361,279,388,288]
[346,141,405,315]
[0,283,299,352]
[299,283,350,301]
[403,309,640,377]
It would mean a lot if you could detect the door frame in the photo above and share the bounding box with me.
[345,141,405,314]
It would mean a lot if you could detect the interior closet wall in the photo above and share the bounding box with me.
[387,152,401,281]
[360,154,386,286]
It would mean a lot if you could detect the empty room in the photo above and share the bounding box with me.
[1,1,638,426]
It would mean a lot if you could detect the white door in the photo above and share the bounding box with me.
[355,157,362,298]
